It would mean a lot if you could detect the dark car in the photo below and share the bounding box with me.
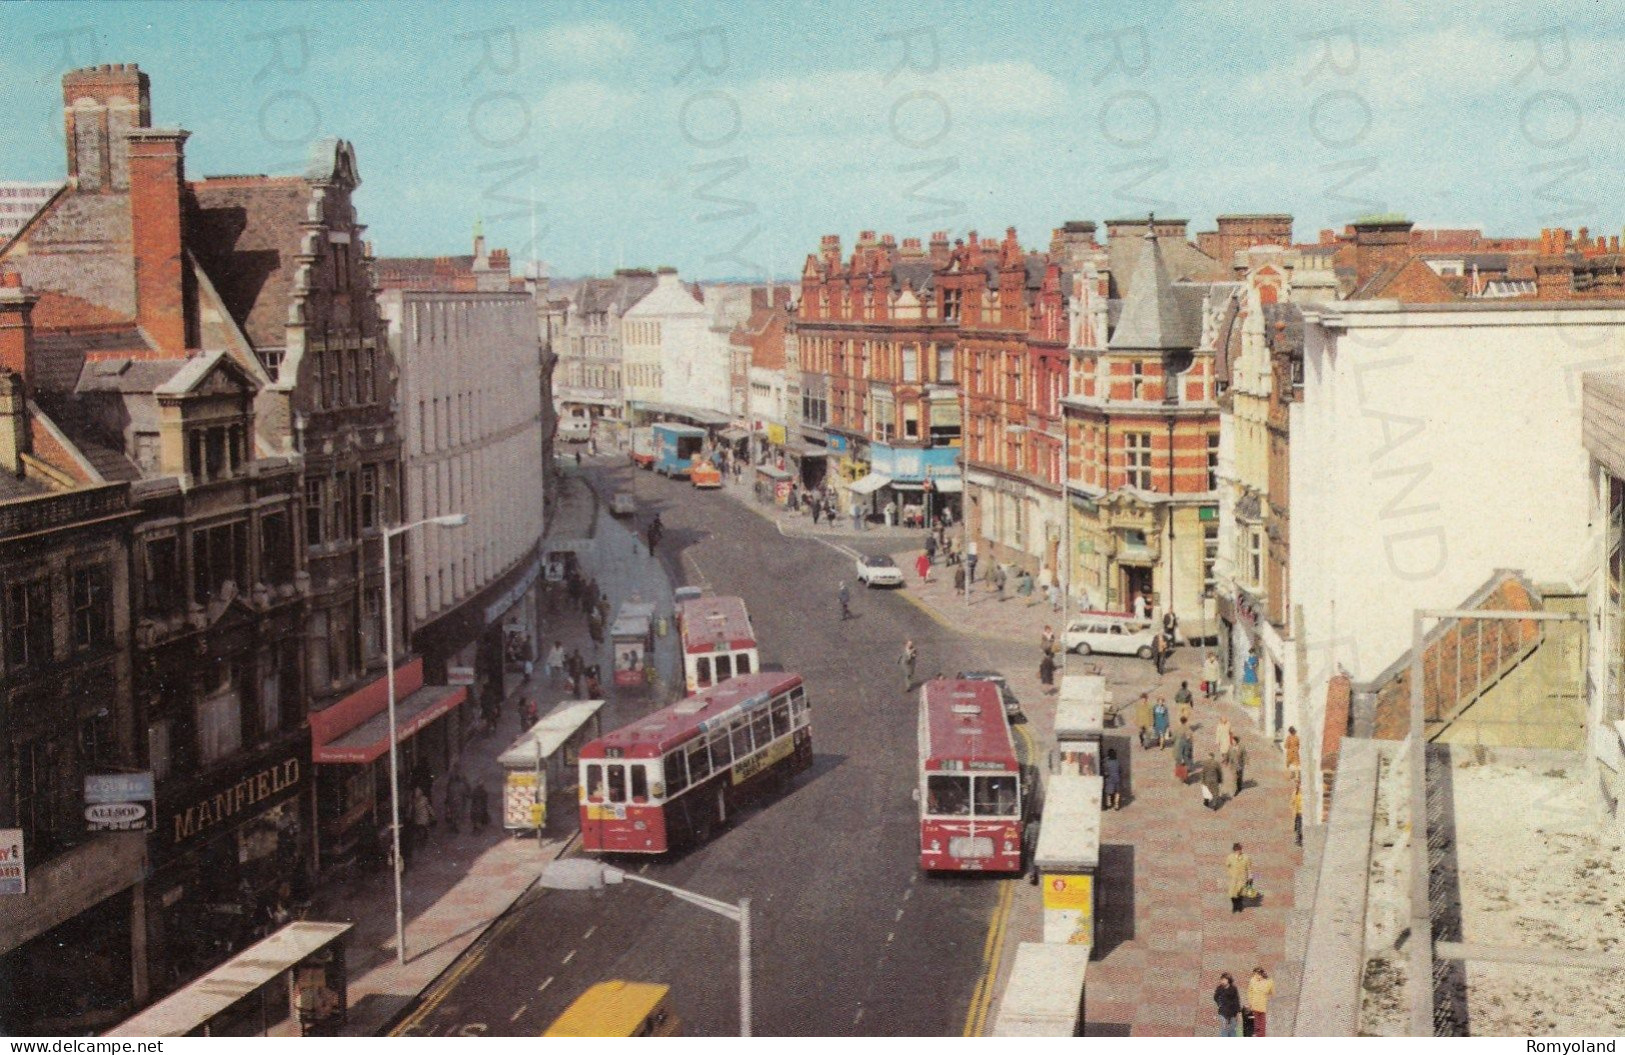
[955,670,1023,722]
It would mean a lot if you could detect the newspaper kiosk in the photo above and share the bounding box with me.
[1054,673,1107,775]
[610,601,656,687]
[754,463,792,505]
[1033,773,1103,950]
[991,942,1090,1036]
[499,699,605,832]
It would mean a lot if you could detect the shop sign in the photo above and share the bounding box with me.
[447,666,476,686]
[160,752,304,855]
[84,772,155,832]
[826,434,849,454]
[766,424,786,445]
[0,829,22,895]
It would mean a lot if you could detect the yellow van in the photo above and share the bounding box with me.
[543,981,681,1037]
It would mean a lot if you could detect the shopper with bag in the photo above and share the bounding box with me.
[1226,842,1252,914]
[1247,967,1275,1036]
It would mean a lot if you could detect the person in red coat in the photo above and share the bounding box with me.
[915,551,931,583]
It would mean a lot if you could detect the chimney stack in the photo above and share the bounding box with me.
[0,270,39,396]
[1534,256,1574,301]
[1056,221,1097,271]
[127,128,193,356]
[929,231,950,265]
[1203,214,1294,271]
[62,63,152,193]
[1351,216,1415,287]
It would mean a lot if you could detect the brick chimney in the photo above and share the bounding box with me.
[1206,214,1294,271]
[0,272,37,476]
[127,128,193,356]
[1351,217,1415,287]
[62,63,151,193]
[1053,221,1097,272]
[929,231,950,265]
[1534,256,1574,301]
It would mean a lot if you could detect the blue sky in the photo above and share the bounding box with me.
[4,0,1622,278]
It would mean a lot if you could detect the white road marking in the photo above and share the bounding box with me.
[562,949,577,965]
[538,976,554,993]
[903,888,914,901]
[886,932,895,943]
[895,908,905,922]
[639,862,650,874]
[853,1007,865,1026]
[510,1004,528,1022]
[583,925,597,940]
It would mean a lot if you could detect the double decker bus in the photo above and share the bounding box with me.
[917,678,1026,873]
[579,672,811,854]
[676,595,758,694]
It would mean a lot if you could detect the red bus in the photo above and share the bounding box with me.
[579,672,812,854]
[676,596,759,695]
[917,678,1026,873]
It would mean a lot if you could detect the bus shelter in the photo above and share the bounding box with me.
[1053,674,1107,775]
[106,921,351,1037]
[754,463,792,505]
[991,942,1090,1036]
[498,699,604,832]
[1032,773,1103,949]
[610,601,656,687]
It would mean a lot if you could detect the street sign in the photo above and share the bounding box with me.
[0,829,24,895]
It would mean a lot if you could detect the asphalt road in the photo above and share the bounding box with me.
[400,459,1020,1037]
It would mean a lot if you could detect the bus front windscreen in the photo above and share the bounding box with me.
[926,774,970,815]
[973,774,1020,817]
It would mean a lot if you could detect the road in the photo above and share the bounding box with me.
[398,457,1024,1036]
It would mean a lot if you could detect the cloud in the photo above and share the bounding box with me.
[537,20,635,66]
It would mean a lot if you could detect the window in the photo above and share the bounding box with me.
[307,610,330,690]
[1124,431,1153,490]
[901,346,919,382]
[926,774,970,815]
[191,521,247,605]
[607,764,626,804]
[903,402,919,440]
[144,536,181,615]
[1204,521,1219,596]
[1249,528,1263,587]
[936,345,954,383]
[362,588,383,660]
[664,749,688,795]
[306,478,325,547]
[260,512,292,585]
[630,765,648,803]
[1131,360,1145,401]
[134,431,161,474]
[260,650,282,735]
[11,738,64,853]
[70,565,111,651]
[148,720,172,783]
[360,348,376,404]
[196,672,242,766]
[329,603,355,683]
[750,708,771,751]
[343,348,358,405]
[973,775,1019,817]
[1207,432,1220,491]
[5,576,52,669]
[331,471,352,542]
[322,350,339,407]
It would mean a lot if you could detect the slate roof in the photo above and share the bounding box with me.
[1109,230,1201,350]
[187,178,308,350]
[28,326,154,394]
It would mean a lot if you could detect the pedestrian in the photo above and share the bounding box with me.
[588,611,604,645]
[1284,725,1301,782]
[924,533,937,564]
[1201,751,1223,809]
[966,542,979,584]
[851,503,861,531]
[1174,717,1194,777]
[1040,625,1057,657]
[884,500,896,527]
[1214,973,1242,1037]
[811,501,822,526]
[586,670,602,698]
[1226,842,1252,914]
[899,640,917,693]
[1017,569,1035,605]
[1246,967,1274,1036]
[410,785,433,856]
[1162,608,1179,647]
[994,564,1007,600]
[1215,715,1233,762]
[469,783,490,832]
[1039,650,1056,690]
[1103,748,1122,810]
[1133,592,1148,621]
[566,647,584,683]
[915,550,931,584]
[1292,778,1304,847]
[1175,680,1193,709]
[953,564,966,593]
[597,591,611,625]
[1152,698,1170,748]
[546,640,565,685]
[1152,630,1168,675]
[1136,692,1154,750]
[445,769,470,835]
[838,581,851,621]
[1203,651,1220,700]
[1231,735,1248,798]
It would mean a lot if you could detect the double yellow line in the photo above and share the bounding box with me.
[963,877,1015,1036]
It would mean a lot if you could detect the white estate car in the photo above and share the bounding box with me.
[1064,616,1159,659]
[855,554,905,587]
[608,492,637,516]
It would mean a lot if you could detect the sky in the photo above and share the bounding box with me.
[3,0,1623,279]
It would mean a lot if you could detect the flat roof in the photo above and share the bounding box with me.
[991,942,1090,1037]
[497,699,605,768]
[1055,675,1107,739]
[1033,774,1103,872]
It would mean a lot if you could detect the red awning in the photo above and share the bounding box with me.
[312,683,468,765]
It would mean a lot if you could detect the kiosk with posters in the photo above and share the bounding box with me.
[754,463,792,505]
[498,699,605,832]
[610,601,656,687]
[1053,674,1107,775]
[1032,773,1103,950]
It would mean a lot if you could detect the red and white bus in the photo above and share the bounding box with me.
[917,678,1026,873]
[579,671,812,854]
[676,595,759,695]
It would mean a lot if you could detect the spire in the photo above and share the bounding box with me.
[1108,216,1188,350]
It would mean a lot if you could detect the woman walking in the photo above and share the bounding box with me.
[1039,650,1057,692]
[1247,967,1275,1036]
[1103,748,1122,810]
[1202,651,1220,700]
[1226,842,1252,914]
[1152,698,1170,749]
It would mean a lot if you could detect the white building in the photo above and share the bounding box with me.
[622,267,712,421]
[0,181,61,244]
[1291,300,1625,808]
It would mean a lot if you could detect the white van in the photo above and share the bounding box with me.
[558,416,591,442]
[1063,615,1158,659]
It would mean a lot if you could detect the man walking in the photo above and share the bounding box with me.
[1226,842,1252,913]
[1201,751,1223,809]
[899,640,918,693]
[838,581,851,621]
[1213,973,1242,1037]
[966,542,978,584]
[1152,630,1169,675]
[1230,735,1248,798]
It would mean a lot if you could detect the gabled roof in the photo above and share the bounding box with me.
[1109,230,1198,350]
[188,178,308,349]
[155,347,259,396]
[1353,256,1459,303]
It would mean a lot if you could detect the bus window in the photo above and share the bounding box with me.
[696,656,711,686]
[630,765,649,803]
[731,722,752,760]
[607,764,627,804]
[737,652,752,675]
[688,740,712,782]
[927,775,971,815]
[974,775,1019,817]
[770,700,790,739]
[586,765,604,802]
[710,730,732,769]
[715,654,733,681]
[750,709,772,749]
[665,750,688,794]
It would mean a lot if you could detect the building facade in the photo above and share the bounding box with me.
[0,182,63,244]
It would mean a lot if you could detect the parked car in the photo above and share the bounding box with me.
[609,492,637,516]
[673,585,704,604]
[855,554,904,587]
[558,417,592,442]
[1064,616,1158,658]
[955,670,1023,721]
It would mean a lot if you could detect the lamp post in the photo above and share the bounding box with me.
[382,512,468,964]
[541,859,753,1036]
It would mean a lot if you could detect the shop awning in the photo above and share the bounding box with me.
[784,441,828,459]
[311,658,468,765]
[719,427,749,443]
[889,480,925,491]
[932,476,964,493]
[849,473,891,496]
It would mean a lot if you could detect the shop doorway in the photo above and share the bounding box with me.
[1123,566,1153,613]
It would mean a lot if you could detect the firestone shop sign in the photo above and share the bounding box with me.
[0,828,23,895]
[159,753,303,855]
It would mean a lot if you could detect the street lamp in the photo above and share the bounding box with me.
[382,512,469,964]
[540,859,753,1037]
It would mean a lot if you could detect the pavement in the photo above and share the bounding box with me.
[713,465,1305,1037]
[317,461,680,1036]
